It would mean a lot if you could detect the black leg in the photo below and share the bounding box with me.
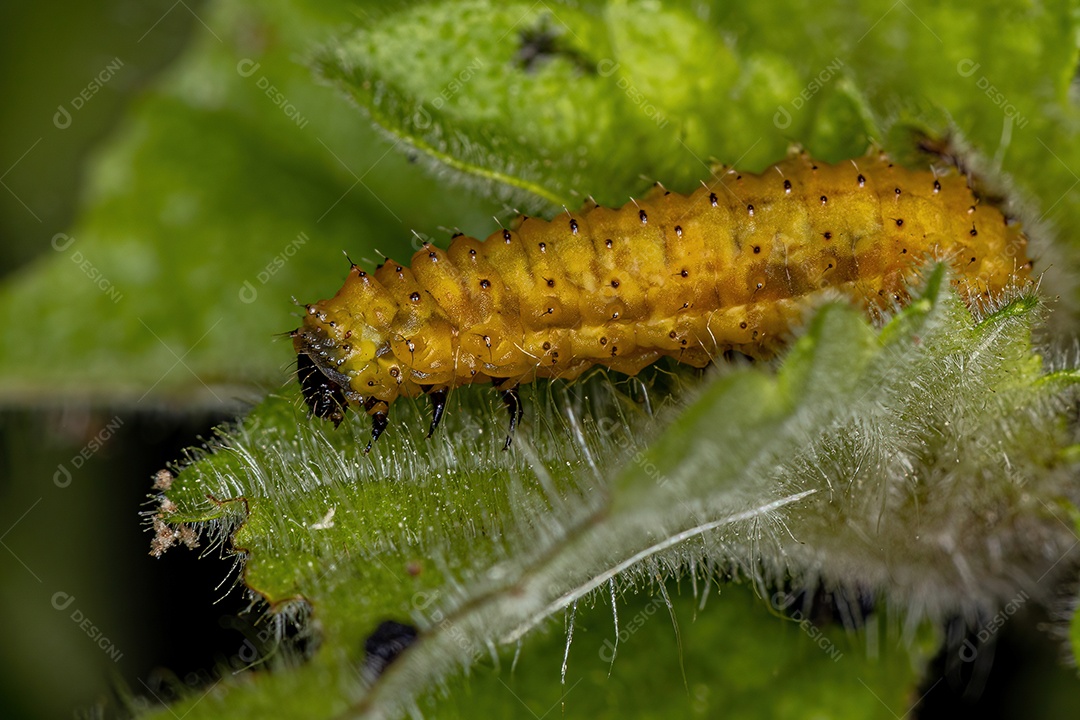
[499,385,523,450]
[363,398,389,453]
[426,388,448,438]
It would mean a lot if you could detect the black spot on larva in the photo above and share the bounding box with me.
[480,279,491,289]
[747,204,755,216]
[675,225,683,237]
[610,279,620,288]
[970,256,977,263]
[811,164,818,170]
[752,246,761,254]
[482,335,491,347]
[710,192,718,206]
[605,238,613,248]
[569,219,578,234]
[639,209,648,224]
[546,278,555,287]
[857,174,866,186]
[895,218,904,227]
[469,248,477,256]
[542,341,551,350]
[503,230,512,243]
[611,311,620,319]
[783,179,792,193]
[820,195,828,205]
[668,330,678,339]
[739,321,748,329]
[409,292,421,302]
[451,232,464,239]
[680,269,689,277]
[362,620,418,679]
[933,179,942,193]
[894,187,901,197]
[538,242,546,251]
[970,224,978,237]
[823,232,832,240]
[395,265,403,273]
[389,367,400,378]
[599,337,608,345]
[611,346,618,356]
[428,251,437,260]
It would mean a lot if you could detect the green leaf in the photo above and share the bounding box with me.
[4,0,1079,405]
[148,270,1080,718]
[0,0,501,406]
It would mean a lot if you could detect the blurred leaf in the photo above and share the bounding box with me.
[0,0,500,408]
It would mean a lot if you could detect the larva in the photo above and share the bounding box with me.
[292,150,1030,449]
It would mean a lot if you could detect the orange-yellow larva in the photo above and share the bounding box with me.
[292,150,1030,449]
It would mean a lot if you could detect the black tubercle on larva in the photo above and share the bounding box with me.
[296,352,349,428]
[362,620,419,679]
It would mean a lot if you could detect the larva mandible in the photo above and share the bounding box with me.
[292,150,1030,450]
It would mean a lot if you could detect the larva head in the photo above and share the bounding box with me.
[292,293,398,425]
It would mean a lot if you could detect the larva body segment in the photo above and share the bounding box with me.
[293,151,1030,448]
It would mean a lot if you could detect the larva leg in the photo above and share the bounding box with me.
[426,387,448,439]
[498,384,523,450]
[364,398,390,453]
[295,352,348,428]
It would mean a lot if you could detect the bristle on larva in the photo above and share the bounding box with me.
[292,151,1031,448]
